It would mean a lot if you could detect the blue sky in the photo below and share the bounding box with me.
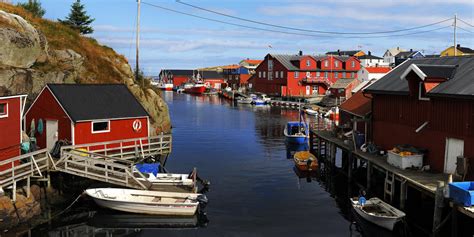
[11,0,474,75]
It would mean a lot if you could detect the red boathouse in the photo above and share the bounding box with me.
[25,84,150,151]
[0,94,27,171]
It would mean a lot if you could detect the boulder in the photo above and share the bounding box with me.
[0,10,44,68]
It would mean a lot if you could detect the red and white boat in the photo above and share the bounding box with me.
[184,82,207,94]
[157,83,174,91]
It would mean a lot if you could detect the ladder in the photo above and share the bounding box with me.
[384,170,395,203]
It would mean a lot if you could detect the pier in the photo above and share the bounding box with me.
[0,134,172,200]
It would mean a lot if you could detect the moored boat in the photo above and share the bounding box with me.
[305,108,318,116]
[184,83,207,94]
[157,83,174,91]
[136,172,197,193]
[284,121,308,144]
[85,188,208,216]
[237,97,253,104]
[350,197,405,231]
[293,151,318,171]
[253,98,266,105]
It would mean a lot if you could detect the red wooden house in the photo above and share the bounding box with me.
[365,56,474,178]
[253,53,360,97]
[25,84,150,151]
[0,94,27,171]
[159,70,194,87]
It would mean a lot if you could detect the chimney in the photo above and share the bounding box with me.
[337,49,341,56]
[410,49,413,52]
[368,51,372,56]
[299,50,303,56]
[457,44,460,49]
[397,46,400,50]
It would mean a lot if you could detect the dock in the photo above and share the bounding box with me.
[0,134,172,200]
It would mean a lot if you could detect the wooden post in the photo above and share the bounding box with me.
[400,180,407,210]
[27,176,31,198]
[451,204,458,237]
[12,180,16,202]
[309,131,314,152]
[366,161,372,192]
[433,181,445,235]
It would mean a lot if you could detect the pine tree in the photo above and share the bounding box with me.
[17,0,46,18]
[59,0,95,34]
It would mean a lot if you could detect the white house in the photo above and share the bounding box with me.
[354,67,392,93]
[383,47,405,66]
[358,52,388,67]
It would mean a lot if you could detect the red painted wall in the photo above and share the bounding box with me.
[0,97,22,171]
[25,88,72,149]
[74,117,148,146]
[299,56,317,70]
[172,76,189,87]
[372,94,474,176]
[253,55,288,96]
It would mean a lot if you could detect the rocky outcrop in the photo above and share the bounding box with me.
[0,8,171,134]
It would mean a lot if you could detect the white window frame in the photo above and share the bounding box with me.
[268,71,273,80]
[335,72,339,78]
[294,71,299,78]
[342,72,346,78]
[324,72,328,78]
[0,102,8,118]
[419,82,430,101]
[258,71,262,78]
[268,60,273,71]
[275,71,279,79]
[306,59,310,67]
[334,60,339,67]
[316,72,320,77]
[324,60,329,67]
[263,71,266,78]
[280,71,284,78]
[351,61,355,68]
[91,120,111,134]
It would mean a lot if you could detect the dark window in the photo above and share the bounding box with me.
[92,121,109,132]
[0,103,6,116]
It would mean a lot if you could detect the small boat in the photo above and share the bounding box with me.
[85,188,208,216]
[253,98,266,105]
[350,197,405,231]
[237,97,253,104]
[293,151,318,171]
[177,88,185,93]
[157,83,174,91]
[284,121,308,144]
[305,108,318,116]
[136,172,197,193]
[184,82,207,94]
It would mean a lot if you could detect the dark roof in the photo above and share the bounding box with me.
[458,46,474,54]
[364,56,474,99]
[417,64,457,79]
[270,54,302,70]
[47,84,149,122]
[395,51,421,59]
[425,54,440,58]
[358,54,383,60]
[200,70,223,79]
[326,50,361,56]
[159,69,194,76]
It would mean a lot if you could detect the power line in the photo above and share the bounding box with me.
[176,0,453,35]
[458,26,474,34]
[457,17,474,28]
[141,1,451,39]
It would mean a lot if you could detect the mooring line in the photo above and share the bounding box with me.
[50,193,84,220]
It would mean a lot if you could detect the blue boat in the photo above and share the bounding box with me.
[284,121,308,144]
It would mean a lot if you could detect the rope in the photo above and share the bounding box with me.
[50,193,83,220]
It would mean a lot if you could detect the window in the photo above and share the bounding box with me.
[92,121,110,133]
[324,72,328,78]
[342,72,346,78]
[419,82,430,101]
[351,61,355,68]
[263,71,266,78]
[324,60,329,67]
[0,103,7,118]
[334,60,339,67]
[335,72,339,78]
[316,72,320,77]
[258,71,262,78]
[351,72,355,78]
[280,71,284,78]
[275,71,279,79]
[306,59,310,67]
[268,71,273,80]
[268,60,273,70]
[294,71,299,78]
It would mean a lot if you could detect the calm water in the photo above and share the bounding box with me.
[29,92,371,237]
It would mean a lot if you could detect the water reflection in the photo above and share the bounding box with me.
[286,142,309,159]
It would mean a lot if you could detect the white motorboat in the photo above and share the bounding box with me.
[350,197,405,231]
[85,188,208,216]
[237,97,253,104]
[136,172,197,193]
[305,108,318,116]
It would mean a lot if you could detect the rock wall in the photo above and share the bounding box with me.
[0,9,171,134]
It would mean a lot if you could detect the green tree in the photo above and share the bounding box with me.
[17,0,46,18]
[59,0,95,34]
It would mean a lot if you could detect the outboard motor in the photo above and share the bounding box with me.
[196,194,209,213]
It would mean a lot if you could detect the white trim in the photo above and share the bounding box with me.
[20,95,27,144]
[91,120,111,134]
[75,115,148,123]
[415,121,429,133]
[24,85,74,123]
[71,122,75,145]
[147,117,150,137]
[0,94,28,100]
[0,102,8,118]
[418,82,430,101]
[401,64,426,81]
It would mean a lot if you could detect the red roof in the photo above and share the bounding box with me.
[365,67,391,73]
[339,91,372,117]
[223,64,240,69]
[244,59,262,65]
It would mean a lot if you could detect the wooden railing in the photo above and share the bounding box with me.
[60,134,172,160]
[0,149,50,189]
[56,149,151,190]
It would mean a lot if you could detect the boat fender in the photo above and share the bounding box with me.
[197,194,209,210]
[133,119,142,133]
[360,143,367,152]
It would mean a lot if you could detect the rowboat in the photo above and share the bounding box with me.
[85,188,208,216]
[305,108,318,116]
[293,151,318,171]
[284,121,308,144]
[136,172,197,193]
[350,197,405,231]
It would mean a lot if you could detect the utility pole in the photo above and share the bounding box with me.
[454,14,457,57]
[136,0,141,84]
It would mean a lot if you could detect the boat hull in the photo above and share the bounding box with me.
[91,198,197,216]
[350,198,405,231]
[185,86,206,94]
[285,136,308,144]
[293,151,318,171]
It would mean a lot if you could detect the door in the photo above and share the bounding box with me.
[444,138,464,174]
[312,86,319,95]
[46,120,58,151]
[306,86,311,95]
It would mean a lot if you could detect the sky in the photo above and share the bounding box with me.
[11,0,474,75]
